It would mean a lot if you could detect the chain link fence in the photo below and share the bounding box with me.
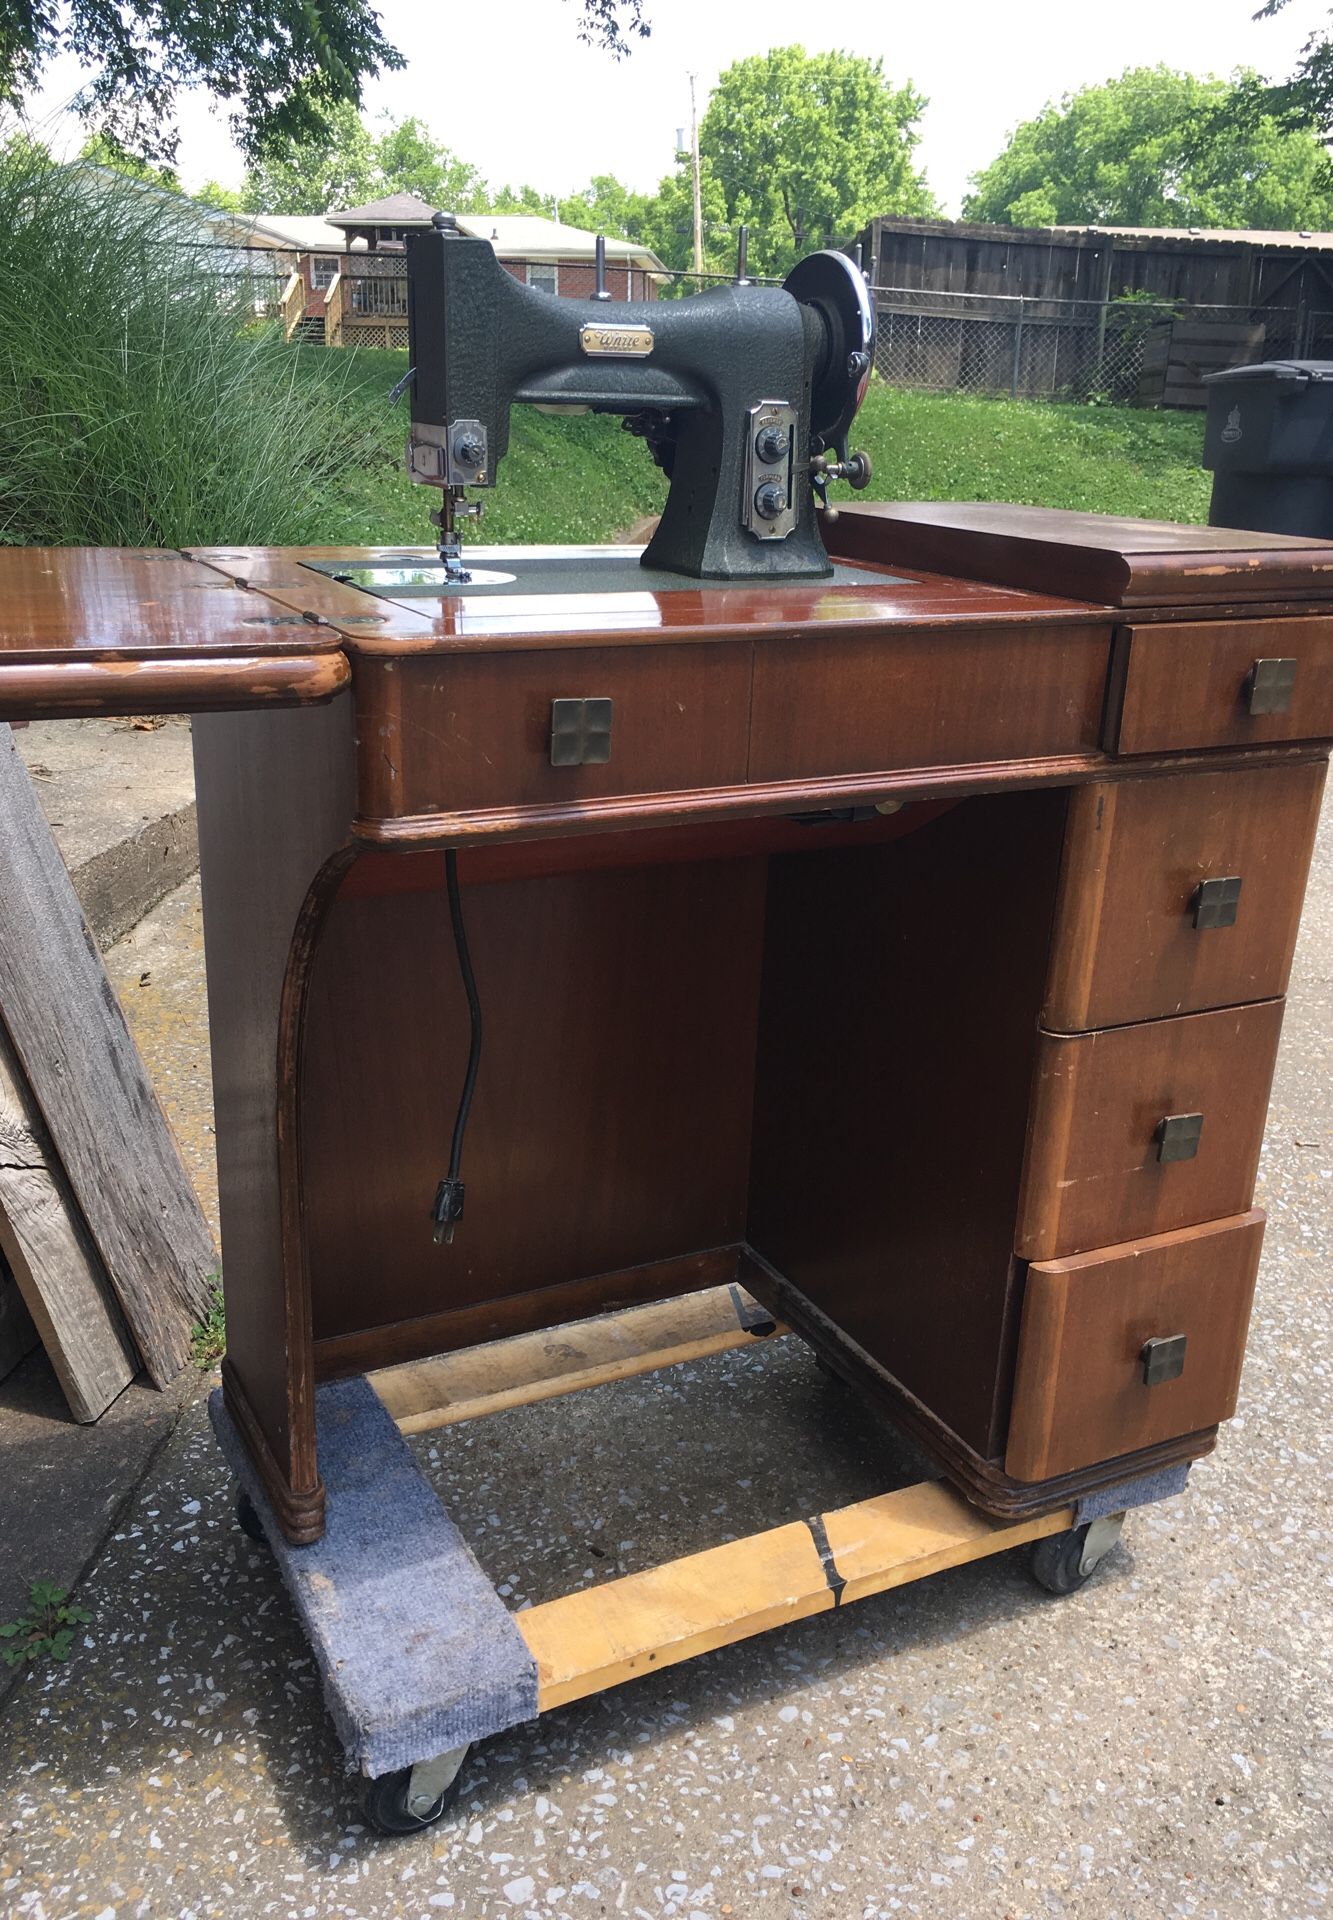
[871,286,1319,406]
[185,247,1333,406]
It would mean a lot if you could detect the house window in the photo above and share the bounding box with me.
[527,262,559,297]
[311,255,340,290]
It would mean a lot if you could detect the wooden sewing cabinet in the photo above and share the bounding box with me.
[1,503,1328,1549]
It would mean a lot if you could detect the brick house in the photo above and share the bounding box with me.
[276,193,666,346]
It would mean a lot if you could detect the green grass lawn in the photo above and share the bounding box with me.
[299,345,1211,547]
[854,383,1211,524]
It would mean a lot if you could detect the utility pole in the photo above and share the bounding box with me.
[688,72,703,279]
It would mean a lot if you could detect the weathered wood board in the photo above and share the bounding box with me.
[0,726,215,1384]
[0,1022,137,1417]
[518,1480,1073,1711]
[371,1284,784,1433]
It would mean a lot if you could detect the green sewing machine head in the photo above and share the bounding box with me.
[400,212,875,584]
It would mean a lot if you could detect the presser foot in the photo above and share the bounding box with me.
[431,490,483,584]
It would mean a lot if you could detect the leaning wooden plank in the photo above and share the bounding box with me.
[0,726,214,1383]
[519,1481,1074,1711]
[0,1021,137,1417]
[372,1284,784,1434]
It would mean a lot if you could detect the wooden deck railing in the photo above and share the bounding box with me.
[280,268,411,349]
[324,272,345,348]
[280,271,305,342]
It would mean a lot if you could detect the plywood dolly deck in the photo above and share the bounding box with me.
[212,1280,1134,1835]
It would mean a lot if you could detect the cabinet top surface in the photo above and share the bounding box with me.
[833,501,1333,607]
[0,540,1108,671]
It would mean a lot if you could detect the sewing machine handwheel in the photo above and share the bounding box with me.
[783,251,875,448]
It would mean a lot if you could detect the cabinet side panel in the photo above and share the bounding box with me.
[193,697,355,1523]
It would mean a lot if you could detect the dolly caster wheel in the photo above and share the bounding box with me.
[235,1488,267,1544]
[364,1747,469,1836]
[1030,1514,1124,1596]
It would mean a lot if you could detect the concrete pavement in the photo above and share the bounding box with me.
[0,722,208,1669]
[0,792,1329,1918]
[14,718,198,951]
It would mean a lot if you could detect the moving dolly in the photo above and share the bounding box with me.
[214,1283,1145,1835]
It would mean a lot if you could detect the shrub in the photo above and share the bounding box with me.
[0,142,370,548]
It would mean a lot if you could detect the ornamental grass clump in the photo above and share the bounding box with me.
[0,139,370,547]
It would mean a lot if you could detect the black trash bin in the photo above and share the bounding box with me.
[1203,359,1333,536]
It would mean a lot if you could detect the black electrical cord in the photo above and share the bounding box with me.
[432,848,482,1244]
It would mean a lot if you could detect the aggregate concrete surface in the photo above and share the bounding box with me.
[0,862,215,1687]
[1,806,1329,1920]
[14,719,198,950]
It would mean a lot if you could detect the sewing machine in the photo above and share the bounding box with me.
[400,213,873,581]
[1,226,1330,1830]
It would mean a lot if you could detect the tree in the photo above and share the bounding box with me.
[697,47,937,279]
[195,180,247,214]
[1248,4,1333,167]
[487,184,556,218]
[78,134,181,192]
[370,118,488,212]
[0,0,654,165]
[557,175,656,239]
[634,155,732,277]
[567,0,650,57]
[964,66,1333,231]
[240,102,377,214]
[236,108,497,216]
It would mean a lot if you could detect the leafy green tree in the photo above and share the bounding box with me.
[697,47,936,279]
[557,174,655,238]
[238,109,508,215]
[372,117,488,212]
[1242,5,1333,175]
[194,179,247,214]
[631,155,732,277]
[0,0,654,164]
[487,184,557,217]
[964,66,1333,230]
[78,134,181,192]
[239,102,377,214]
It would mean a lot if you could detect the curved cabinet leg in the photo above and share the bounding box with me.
[194,699,356,1545]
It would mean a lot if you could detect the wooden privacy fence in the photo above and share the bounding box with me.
[870,287,1309,407]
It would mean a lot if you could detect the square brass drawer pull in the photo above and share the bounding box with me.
[1141,1334,1188,1387]
[550,697,613,767]
[1190,875,1243,930]
[1156,1111,1204,1163]
[1244,657,1297,716]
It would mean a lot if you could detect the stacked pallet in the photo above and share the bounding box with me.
[1138,318,1267,409]
[0,726,215,1417]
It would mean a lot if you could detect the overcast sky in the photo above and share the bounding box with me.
[26,0,1332,215]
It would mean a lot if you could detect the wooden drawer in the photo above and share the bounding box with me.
[1016,999,1283,1262]
[356,644,752,819]
[1043,760,1326,1031]
[1006,1210,1264,1482]
[1109,616,1333,755]
[748,623,1111,782]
